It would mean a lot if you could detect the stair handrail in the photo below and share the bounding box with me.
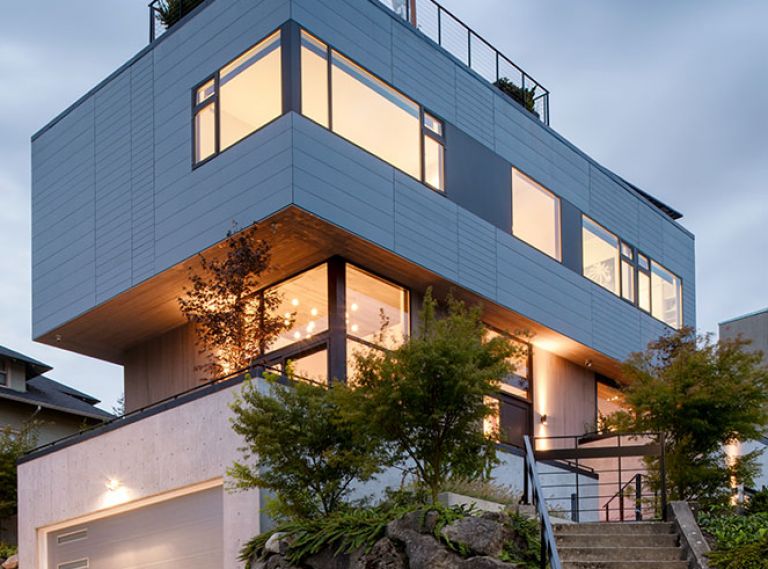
[523,435,562,569]
[604,472,643,522]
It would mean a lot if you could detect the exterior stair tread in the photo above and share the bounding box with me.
[562,563,689,569]
[556,534,679,547]
[554,522,676,535]
[558,546,683,562]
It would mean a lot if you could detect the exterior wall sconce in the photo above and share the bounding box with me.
[584,359,593,368]
[540,414,548,426]
[105,479,121,492]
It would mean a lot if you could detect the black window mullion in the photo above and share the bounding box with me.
[327,257,347,384]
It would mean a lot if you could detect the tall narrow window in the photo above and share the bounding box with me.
[0,360,7,387]
[582,216,620,295]
[331,51,421,179]
[423,113,445,191]
[651,261,682,329]
[512,169,561,260]
[193,30,283,165]
[219,31,282,150]
[620,242,635,303]
[637,254,651,312]
[300,31,329,127]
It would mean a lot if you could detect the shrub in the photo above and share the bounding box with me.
[0,422,38,518]
[747,487,768,515]
[229,377,386,520]
[154,0,206,29]
[707,534,768,569]
[494,78,538,115]
[351,289,524,504]
[499,513,541,569]
[607,328,768,505]
[0,543,16,560]
[699,512,768,550]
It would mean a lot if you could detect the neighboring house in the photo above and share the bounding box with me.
[20,1,695,567]
[719,309,768,492]
[0,345,112,545]
[0,345,112,445]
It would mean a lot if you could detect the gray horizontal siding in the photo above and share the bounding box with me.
[31,0,695,364]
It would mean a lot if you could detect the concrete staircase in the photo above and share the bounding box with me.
[554,522,689,569]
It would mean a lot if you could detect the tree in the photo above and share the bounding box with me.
[351,289,524,504]
[0,421,38,519]
[608,327,768,504]
[229,377,386,520]
[179,225,288,379]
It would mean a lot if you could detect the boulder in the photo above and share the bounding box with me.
[440,516,510,557]
[265,554,302,569]
[459,556,516,569]
[1,556,17,569]
[265,531,292,555]
[354,538,406,569]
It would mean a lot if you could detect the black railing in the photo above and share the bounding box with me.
[22,362,324,460]
[377,0,550,124]
[149,0,205,42]
[528,432,668,523]
[522,435,562,569]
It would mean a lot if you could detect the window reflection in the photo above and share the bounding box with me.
[269,264,329,351]
[287,349,328,384]
[194,103,216,163]
[582,216,620,295]
[651,261,682,329]
[485,328,529,399]
[300,31,329,127]
[512,169,561,260]
[346,265,409,348]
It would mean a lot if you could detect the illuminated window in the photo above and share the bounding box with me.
[300,31,329,127]
[287,348,328,384]
[423,113,445,191]
[269,264,329,351]
[620,242,635,303]
[582,216,620,295]
[331,51,421,179]
[485,328,530,399]
[651,261,682,329]
[346,265,409,349]
[637,254,651,312]
[300,34,444,191]
[193,31,282,165]
[512,169,561,260]
[597,380,626,432]
[346,338,380,386]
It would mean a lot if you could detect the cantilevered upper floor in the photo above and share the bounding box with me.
[31,0,695,375]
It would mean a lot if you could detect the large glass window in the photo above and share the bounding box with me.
[582,216,620,295]
[287,348,328,385]
[300,32,443,192]
[597,380,626,432]
[269,264,329,351]
[651,261,682,329]
[331,51,421,179]
[485,328,530,400]
[300,31,329,127]
[512,169,561,260]
[193,31,282,165]
[346,265,409,349]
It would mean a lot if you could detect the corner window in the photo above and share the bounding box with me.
[485,328,530,400]
[286,348,328,385]
[582,216,620,295]
[651,261,682,329]
[346,265,409,349]
[269,264,329,352]
[193,30,282,165]
[300,30,443,192]
[512,169,561,260]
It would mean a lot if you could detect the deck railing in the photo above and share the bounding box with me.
[377,0,550,124]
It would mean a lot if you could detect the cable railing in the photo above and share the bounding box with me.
[522,435,562,569]
[377,0,550,124]
[529,432,668,523]
[148,0,205,43]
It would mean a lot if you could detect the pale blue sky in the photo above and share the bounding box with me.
[0,0,766,411]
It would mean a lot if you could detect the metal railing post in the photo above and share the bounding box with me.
[149,2,156,43]
[635,473,643,521]
[660,432,668,521]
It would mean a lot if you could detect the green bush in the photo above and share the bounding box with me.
[499,513,541,569]
[747,487,768,515]
[0,543,16,560]
[493,78,538,115]
[155,0,206,29]
[699,513,768,569]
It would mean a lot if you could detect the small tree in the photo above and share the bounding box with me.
[179,225,288,379]
[0,422,38,518]
[609,327,768,504]
[352,289,523,504]
[229,378,386,520]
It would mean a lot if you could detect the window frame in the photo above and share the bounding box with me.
[511,168,562,262]
[421,110,446,192]
[582,215,620,295]
[191,28,284,169]
[0,360,7,387]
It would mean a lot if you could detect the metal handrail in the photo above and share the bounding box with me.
[149,0,205,42]
[604,473,643,522]
[523,435,562,569]
[377,0,550,124]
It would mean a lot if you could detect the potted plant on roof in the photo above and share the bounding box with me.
[154,0,206,30]
[494,77,539,117]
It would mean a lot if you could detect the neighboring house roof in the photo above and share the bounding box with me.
[0,376,114,422]
[0,345,52,378]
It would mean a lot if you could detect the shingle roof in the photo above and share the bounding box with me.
[0,376,114,421]
[0,345,52,378]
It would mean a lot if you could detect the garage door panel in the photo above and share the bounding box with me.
[48,487,223,569]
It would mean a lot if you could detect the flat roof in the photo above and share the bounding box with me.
[719,307,768,327]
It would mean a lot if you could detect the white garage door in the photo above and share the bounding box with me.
[47,487,223,569]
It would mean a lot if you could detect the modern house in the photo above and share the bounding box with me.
[720,308,768,492]
[21,0,695,566]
